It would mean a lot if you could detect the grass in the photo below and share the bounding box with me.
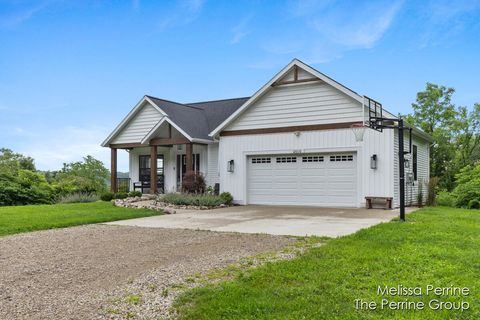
[0,201,161,236]
[174,207,480,319]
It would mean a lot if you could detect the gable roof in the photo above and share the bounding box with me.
[187,97,250,132]
[208,58,364,137]
[102,95,248,146]
[101,96,166,147]
[102,58,433,147]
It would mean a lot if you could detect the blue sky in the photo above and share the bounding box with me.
[1,0,479,171]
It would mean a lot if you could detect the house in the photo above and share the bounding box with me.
[102,59,432,208]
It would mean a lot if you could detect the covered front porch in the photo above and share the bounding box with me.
[109,122,208,194]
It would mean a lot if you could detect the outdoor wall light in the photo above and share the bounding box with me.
[227,160,235,172]
[404,159,410,168]
[370,154,377,169]
[294,131,301,137]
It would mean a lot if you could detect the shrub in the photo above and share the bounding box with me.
[182,172,206,194]
[53,156,109,194]
[206,186,215,195]
[58,192,99,204]
[220,192,233,205]
[160,193,228,207]
[452,163,480,208]
[468,199,480,209]
[100,192,114,201]
[128,191,142,198]
[436,191,455,207]
[114,192,128,199]
[426,177,439,206]
[0,170,54,206]
[417,179,424,207]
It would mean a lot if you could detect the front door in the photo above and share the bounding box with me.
[176,154,200,190]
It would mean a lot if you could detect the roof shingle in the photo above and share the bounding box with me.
[146,95,249,140]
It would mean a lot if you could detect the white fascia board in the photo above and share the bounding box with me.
[209,60,298,137]
[294,59,364,104]
[101,96,167,147]
[191,138,214,144]
[140,116,195,144]
[165,117,193,141]
[140,117,167,144]
[208,59,364,137]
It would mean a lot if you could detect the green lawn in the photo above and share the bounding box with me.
[0,202,161,236]
[174,207,479,319]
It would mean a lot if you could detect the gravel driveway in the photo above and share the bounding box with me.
[0,225,292,320]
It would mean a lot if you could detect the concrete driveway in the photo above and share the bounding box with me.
[106,205,415,237]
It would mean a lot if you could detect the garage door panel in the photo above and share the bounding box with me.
[248,153,357,207]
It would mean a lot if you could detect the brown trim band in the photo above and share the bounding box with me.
[109,143,144,149]
[150,137,190,145]
[272,77,321,87]
[220,122,362,137]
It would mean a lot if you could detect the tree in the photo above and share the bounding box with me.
[0,149,54,206]
[453,103,480,169]
[406,83,480,191]
[406,83,457,189]
[55,155,109,194]
[0,148,35,175]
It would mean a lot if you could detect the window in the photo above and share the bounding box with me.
[302,156,324,162]
[176,154,200,184]
[330,155,353,162]
[139,155,164,183]
[413,145,417,181]
[251,157,271,164]
[276,156,297,163]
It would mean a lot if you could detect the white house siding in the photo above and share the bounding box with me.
[128,144,209,193]
[206,143,219,187]
[112,103,163,144]
[225,82,362,131]
[393,131,430,207]
[218,128,394,207]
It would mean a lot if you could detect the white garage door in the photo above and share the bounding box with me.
[247,153,357,207]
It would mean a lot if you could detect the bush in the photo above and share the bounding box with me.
[436,191,455,207]
[182,172,206,194]
[0,170,54,206]
[417,179,424,207]
[100,192,114,201]
[452,163,480,208]
[58,192,99,204]
[426,177,439,206]
[206,186,215,195]
[128,191,142,198]
[160,193,228,207]
[114,192,128,199]
[220,192,233,205]
[468,199,480,209]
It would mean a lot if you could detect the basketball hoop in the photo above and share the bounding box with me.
[351,123,366,142]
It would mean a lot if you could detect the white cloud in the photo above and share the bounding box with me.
[249,0,404,68]
[12,126,128,172]
[230,14,253,44]
[288,0,336,17]
[157,0,206,31]
[311,0,404,49]
[416,0,480,48]
[0,0,59,29]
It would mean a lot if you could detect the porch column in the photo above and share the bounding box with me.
[185,143,193,173]
[110,147,117,193]
[150,145,158,194]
